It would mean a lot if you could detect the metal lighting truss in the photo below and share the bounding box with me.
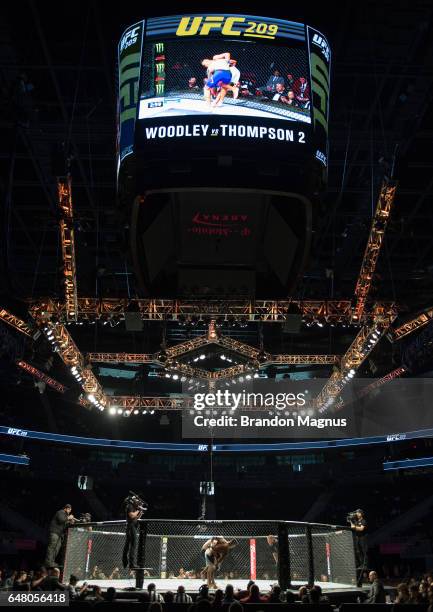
[353,179,398,320]
[58,176,78,321]
[316,312,396,412]
[0,308,33,337]
[16,360,67,393]
[86,351,339,368]
[41,321,107,410]
[29,297,398,324]
[392,306,433,341]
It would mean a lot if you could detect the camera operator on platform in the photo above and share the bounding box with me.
[122,493,148,569]
[349,509,368,586]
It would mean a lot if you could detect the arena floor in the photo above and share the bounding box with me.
[77,578,357,593]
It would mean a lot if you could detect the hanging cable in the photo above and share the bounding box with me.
[65,6,90,154]
[30,224,48,299]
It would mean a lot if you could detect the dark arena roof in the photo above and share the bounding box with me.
[1,0,433,602]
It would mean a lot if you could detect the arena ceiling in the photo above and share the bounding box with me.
[1,0,433,403]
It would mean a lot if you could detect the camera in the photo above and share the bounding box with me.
[124,491,148,512]
[346,511,358,523]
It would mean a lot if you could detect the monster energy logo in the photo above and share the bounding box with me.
[154,42,165,96]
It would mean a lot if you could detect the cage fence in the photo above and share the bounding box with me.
[63,520,356,590]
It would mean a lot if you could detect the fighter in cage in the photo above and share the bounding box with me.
[201,536,238,588]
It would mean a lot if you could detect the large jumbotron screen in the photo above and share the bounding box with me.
[117,14,331,173]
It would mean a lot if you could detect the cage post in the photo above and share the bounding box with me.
[135,519,148,589]
[277,522,290,590]
[306,524,314,586]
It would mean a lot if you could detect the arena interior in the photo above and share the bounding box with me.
[1,0,433,609]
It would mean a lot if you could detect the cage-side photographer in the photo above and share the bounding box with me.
[122,492,148,569]
[347,509,367,586]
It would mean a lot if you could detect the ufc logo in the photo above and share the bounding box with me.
[176,16,245,37]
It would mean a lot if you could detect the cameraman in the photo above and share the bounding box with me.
[122,495,145,569]
[349,509,367,586]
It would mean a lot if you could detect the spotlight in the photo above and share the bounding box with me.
[133,409,139,415]
[165,373,171,378]
[349,369,355,375]
[117,408,123,415]
[220,355,226,360]
[253,373,259,378]
[172,374,179,381]
[200,354,206,360]
[150,410,155,415]
[245,374,252,380]
[87,394,96,403]
[109,407,116,415]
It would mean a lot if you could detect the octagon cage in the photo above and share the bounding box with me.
[63,519,356,592]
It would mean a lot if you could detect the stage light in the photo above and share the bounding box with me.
[172,374,179,380]
[349,369,355,375]
[180,376,186,382]
[150,410,155,415]
[165,373,171,378]
[87,394,95,403]
[200,354,205,360]
[245,374,252,380]
[254,373,259,378]
[109,407,116,415]
[117,408,123,414]
[220,355,226,360]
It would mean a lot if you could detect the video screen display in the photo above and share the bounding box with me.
[117,15,330,177]
[138,37,311,126]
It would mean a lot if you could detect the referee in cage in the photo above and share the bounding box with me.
[350,509,368,586]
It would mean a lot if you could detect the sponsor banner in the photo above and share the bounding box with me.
[117,21,144,168]
[307,26,331,169]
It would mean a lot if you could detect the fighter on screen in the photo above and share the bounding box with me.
[200,536,238,588]
[202,52,239,107]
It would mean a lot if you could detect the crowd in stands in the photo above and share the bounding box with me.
[3,568,433,607]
